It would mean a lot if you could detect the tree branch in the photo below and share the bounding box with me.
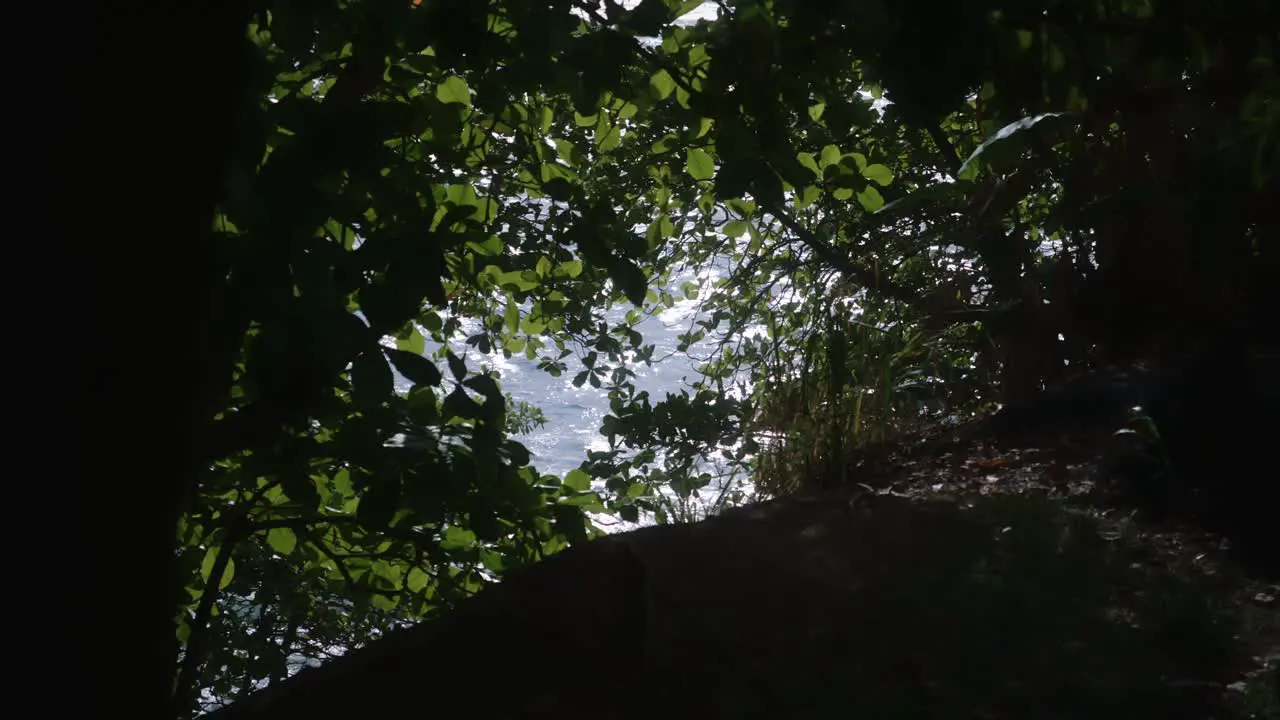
[174,536,239,719]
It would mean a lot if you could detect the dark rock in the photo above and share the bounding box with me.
[203,492,1248,719]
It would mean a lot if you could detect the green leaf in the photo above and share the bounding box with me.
[407,567,430,593]
[463,373,504,406]
[552,138,578,165]
[357,476,402,530]
[856,186,885,212]
[624,0,671,34]
[467,235,503,256]
[696,191,716,216]
[267,527,298,556]
[200,547,217,582]
[714,160,752,199]
[796,152,821,178]
[652,133,678,154]
[797,185,822,209]
[201,547,235,590]
[723,220,748,238]
[686,148,715,180]
[1047,43,1065,72]
[597,122,622,152]
[281,473,321,510]
[220,557,235,589]
[650,69,676,100]
[372,561,397,582]
[670,0,704,18]
[560,492,606,511]
[609,260,649,306]
[555,259,584,278]
[447,351,467,381]
[770,151,817,189]
[440,526,477,550]
[351,349,394,408]
[541,177,576,201]
[957,112,1074,180]
[861,163,894,187]
[436,76,472,106]
[564,468,592,491]
[820,144,841,168]
[395,327,426,355]
[386,348,442,387]
[750,165,784,207]
[505,298,520,334]
[647,215,675,242]
[497,270,541,291]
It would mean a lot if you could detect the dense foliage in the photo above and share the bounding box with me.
[176,0,1278,715]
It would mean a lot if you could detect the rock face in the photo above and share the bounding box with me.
[203,533,650,720]
[205,492,1245,719]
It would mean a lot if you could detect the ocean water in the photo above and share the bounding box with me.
[389,254,757,528]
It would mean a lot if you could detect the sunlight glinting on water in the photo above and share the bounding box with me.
[369,2,916,522]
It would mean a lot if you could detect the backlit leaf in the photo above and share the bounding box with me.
[861,163,894,186]
[564,469,592,491]
[856,186,885,212]
[650,69,676,99]
[267,527,297,556]
[436,76,471,106]
[687,148,715,180]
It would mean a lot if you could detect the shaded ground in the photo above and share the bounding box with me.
[846,414,1280,717]
[208,401,1280,719]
